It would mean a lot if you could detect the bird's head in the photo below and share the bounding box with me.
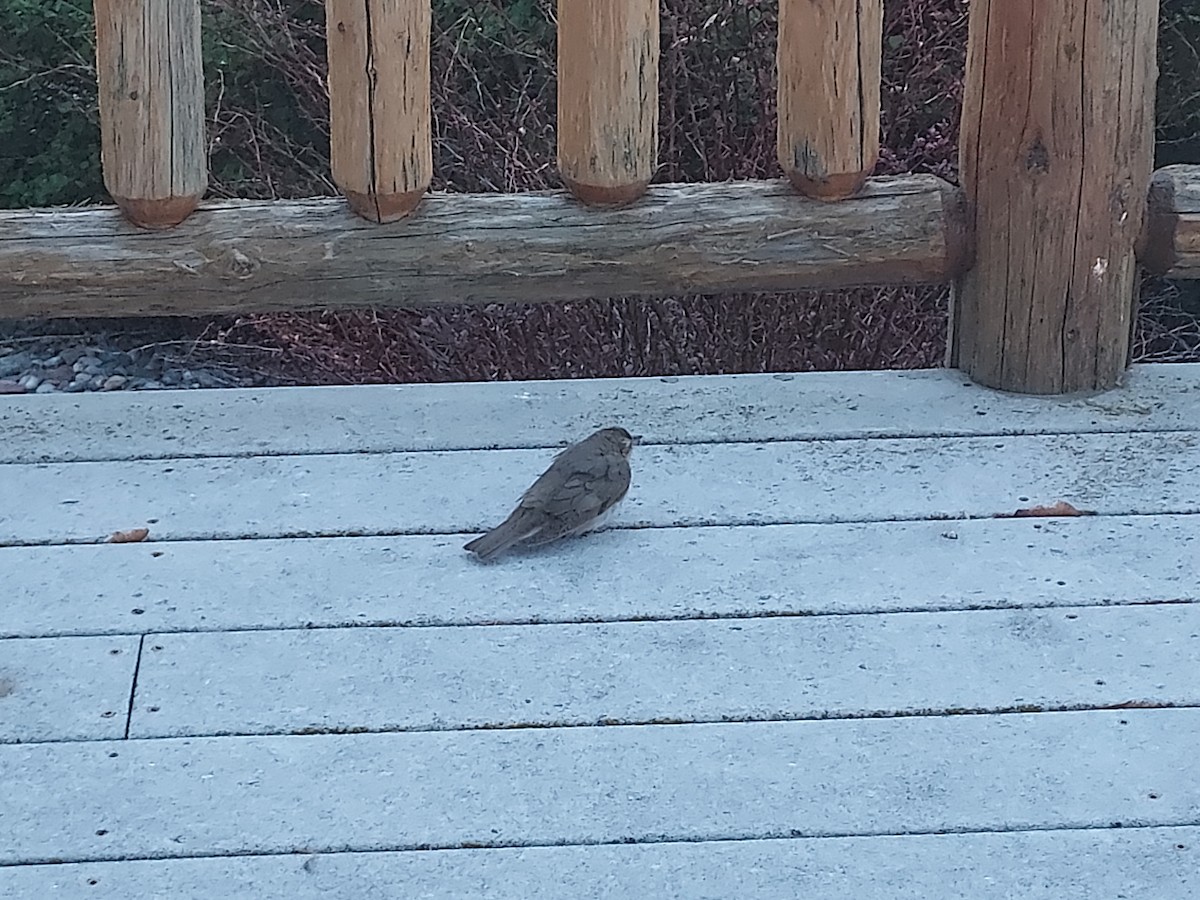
[597,426,636,456]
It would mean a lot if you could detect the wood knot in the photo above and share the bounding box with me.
[1024,139,1050,174]
[223,248,260,279]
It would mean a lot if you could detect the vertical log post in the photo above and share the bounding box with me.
[93,0,207,229]
[326,0,432,223]
[951,0,1159,394]
[557,0,659,206]
[777,0,882,200]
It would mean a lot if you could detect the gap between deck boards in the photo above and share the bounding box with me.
[4,509,1200,550]
[5,425,1200,466]
[120,636,145,741]
[6,700,1188,747]
[3,820,1197,870]
[2,595,1196,642]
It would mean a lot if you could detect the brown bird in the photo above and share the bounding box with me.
[464,426,635,561]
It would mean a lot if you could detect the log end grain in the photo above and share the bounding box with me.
[561,177,651,209]
[785,170,870,203]
[343,188,428,224]
[113,195,202,230]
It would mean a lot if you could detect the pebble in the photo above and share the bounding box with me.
[0,352,34,378]
[0,331,281,396]
[43,364,75,385]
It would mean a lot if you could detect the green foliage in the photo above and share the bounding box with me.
[0,0,101,207]
[435,0,551,56]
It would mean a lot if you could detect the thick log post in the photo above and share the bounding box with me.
[93,0,207,229]
[1140,165,1200,280]
[951,0,1159,394]
[777,0,882,200]
[326,0,432,223]
[557,0,658,206]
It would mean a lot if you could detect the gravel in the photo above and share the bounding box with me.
[0,320,287,395]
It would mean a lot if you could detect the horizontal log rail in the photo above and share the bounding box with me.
[1141,165,1200,279]
[0,176,969,318]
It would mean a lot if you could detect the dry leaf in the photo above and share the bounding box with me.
[1007,501,1095,518]
[108,527,150,544]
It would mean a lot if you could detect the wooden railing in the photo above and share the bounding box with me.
[1,0,1193,394]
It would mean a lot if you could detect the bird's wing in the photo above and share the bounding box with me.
[528,458,630,540]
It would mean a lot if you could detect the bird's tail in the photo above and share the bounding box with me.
[463,509,540,561]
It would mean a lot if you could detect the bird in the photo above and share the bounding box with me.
[464,426,635,561]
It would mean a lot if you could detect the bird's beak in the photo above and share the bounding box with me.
[631,433,644,444]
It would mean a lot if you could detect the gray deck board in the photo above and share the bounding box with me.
[128,605,1200,738]
[2,710,1197,866]
[2,364,1198,463]
[3,366,1198,895]
[2,828,1196,899]
[0,636,139,743]
[2,431,1198,545]
[3,515,1194,639]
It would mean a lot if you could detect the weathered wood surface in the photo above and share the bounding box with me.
[777,0,882,199]
[3,515,1193,639]
[3,369,1197,895]
[7,513,1190,643]
[130,605,1199,738]
[92,0,206,228]
[0,636,139,743]
[3,710,1196,865]
[3,365,1197,464]
[1142,165,1200,278]
[3,828,1196,900]
[326,0,432,222]
[952,0,1159,393]
[1,431,1196,545]
[0,177,965,317]
[557,0,658,205]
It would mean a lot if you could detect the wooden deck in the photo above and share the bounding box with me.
[2,365,1199,898]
